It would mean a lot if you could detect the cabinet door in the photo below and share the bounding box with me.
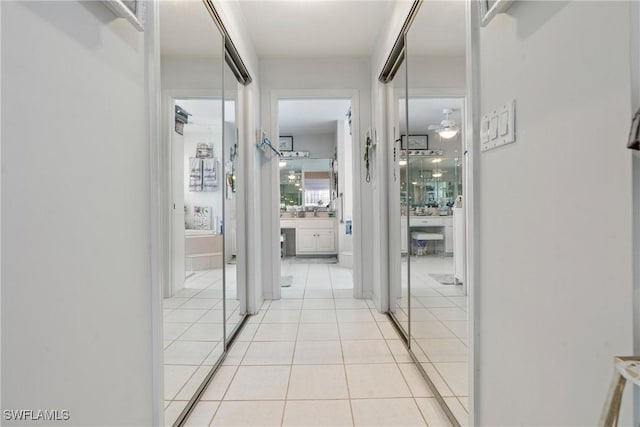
[444,225,453,253]
[316,230,336,253]
[296,230,317,254]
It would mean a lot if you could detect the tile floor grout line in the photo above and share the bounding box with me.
[167,259,461,426]
[280,293,302,427]
[335,290,357,427]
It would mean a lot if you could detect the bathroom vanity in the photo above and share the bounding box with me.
[280,217,337,256]
[400,215,454,254]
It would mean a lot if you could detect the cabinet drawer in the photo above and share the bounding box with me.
[410,217,444,227]
[295,219,336,229]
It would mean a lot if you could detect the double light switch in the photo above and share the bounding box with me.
[481,100,516,152]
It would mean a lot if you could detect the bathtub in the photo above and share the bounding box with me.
[184,229,223,271]
[185,228,216,237]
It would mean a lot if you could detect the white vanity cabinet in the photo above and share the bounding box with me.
[281,217,337,255]
[296,229,336,254]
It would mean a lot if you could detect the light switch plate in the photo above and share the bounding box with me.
[481,100,516,152]
[489,115,499,139]
[480,116,490,143]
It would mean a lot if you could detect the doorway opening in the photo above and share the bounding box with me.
[276,98,355,299]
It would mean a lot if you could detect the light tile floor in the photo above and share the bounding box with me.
[163,266,243,426]
[393,255,469,425]
[178,261,455,427]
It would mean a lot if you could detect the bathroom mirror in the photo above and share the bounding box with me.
[405,156,462,209]
[279,158,333,210]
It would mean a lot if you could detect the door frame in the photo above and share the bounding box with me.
[268,89,361,300]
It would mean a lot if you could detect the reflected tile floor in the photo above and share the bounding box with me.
[176,262,455,427]
[394,255,469,425]
[163,267,241,426]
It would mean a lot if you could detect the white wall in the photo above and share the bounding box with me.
[476,2,633,424]
[259,58,372,300]
[337,120,354,267]
[2,1,153,424]
[287,133,335,159]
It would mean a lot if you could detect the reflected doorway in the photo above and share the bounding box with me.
[277,98,354,297]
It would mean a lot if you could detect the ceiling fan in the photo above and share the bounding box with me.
[428,109,459,139]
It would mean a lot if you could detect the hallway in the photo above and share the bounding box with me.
[177,262,453,426]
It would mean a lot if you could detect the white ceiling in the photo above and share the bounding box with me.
[236,1,396,58]
[159,1,465,60]
[279,99,351,135]
[159,0,223,58]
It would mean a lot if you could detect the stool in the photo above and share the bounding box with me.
[599,356,640,427]
[411,232,443,256]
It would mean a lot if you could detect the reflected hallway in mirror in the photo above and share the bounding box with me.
[277,98,354,297]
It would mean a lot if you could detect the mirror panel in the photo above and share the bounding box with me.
[160,3,225,424]
[223,58,243,339]
[406,2,468,425]
[280,158,333,212]
[389,41,410,337]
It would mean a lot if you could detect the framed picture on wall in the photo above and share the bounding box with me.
[401,135,428,150]
[279,136,294,151]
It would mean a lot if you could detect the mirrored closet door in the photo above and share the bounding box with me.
[406,4,468,424]
[222,56,244,341]
[162,4,225,424]
[160,1,250,425]
[386,2,468,426]
[389,38,410,339]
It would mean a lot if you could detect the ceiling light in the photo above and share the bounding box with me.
[432,172,443,178]
[412,181,418,185]
[279,160,287,167]
[399,159,407,166]
[288,171,296,180]
[432,158,442,163]
[437,128,458,139]
[295,182,300,187]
